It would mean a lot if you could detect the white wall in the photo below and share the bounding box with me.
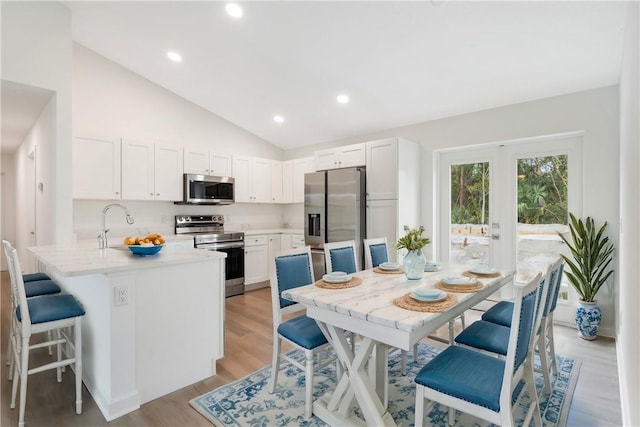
[1,2,73,246]
[617,2,639,425]
[72,44,290,238]
[9,99,57,270]
[0,155,16,270]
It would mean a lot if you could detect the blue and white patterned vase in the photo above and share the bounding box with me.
[403,249,426,280]
[575,300,602,340]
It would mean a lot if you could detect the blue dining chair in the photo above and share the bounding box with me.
[5,244,86,427]
[324,240,359,274]
[269,246,334,419]
[453,259,557,357]
[3,240,62,375]
[363,237,390,269]
[475,257,564,393]
[414,273,543,427]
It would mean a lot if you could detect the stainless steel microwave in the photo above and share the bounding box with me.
[179,174,235,205]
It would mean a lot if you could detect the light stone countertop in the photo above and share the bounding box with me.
[28,241,225,277]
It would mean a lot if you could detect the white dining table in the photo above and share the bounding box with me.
[282,263,514,427]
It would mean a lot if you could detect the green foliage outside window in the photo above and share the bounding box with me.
[450,155,568,225]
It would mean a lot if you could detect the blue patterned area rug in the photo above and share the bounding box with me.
[190,342,580,427]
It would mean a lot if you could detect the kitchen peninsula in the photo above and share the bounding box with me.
[28,243,226,421]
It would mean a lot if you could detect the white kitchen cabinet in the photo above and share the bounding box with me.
[366,137,421,201]
[154,144,184,201]
[184,146,231,177]
[121,139,183,201]
[267,234,282,279]
[121,139,154,200]
[244,234,269,285]
[72,136,121,200]
[292,157,314,203]
[282,157,315,203]
[270,160,284,203]
[232,155,272,203]
[314,143,365,171]
[282,160,294,203]
[365,137,421,262]
[291,234,305,248]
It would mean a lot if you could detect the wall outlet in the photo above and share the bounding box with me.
[115,286,129,306]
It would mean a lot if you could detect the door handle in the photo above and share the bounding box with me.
[491,234,500,240]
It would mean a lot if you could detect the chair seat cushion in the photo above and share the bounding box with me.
[24,279,61,298]
[277,315,328,350]
[454,320,509,356]
[415,345,505,412]
[23,272,51,282]
[17,294,85,324]
[481,301,514,327]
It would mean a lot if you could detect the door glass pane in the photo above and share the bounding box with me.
[516,154,571,301]
[450,162,490,264]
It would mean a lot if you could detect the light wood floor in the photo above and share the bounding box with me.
[1,273,622,426]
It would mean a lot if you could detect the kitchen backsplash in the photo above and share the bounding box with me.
[73,200,304,240]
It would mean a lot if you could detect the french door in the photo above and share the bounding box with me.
[437,133,583,320]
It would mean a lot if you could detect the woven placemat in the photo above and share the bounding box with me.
[435,280,484,293]
[315,276,362,289]
[463,270,501,279]
[393,292,458,312]
[373,267,404,274]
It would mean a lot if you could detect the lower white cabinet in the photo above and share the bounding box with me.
[268,234,282,279]
[244,235,269,285]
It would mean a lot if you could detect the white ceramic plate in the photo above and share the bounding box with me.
[322,274,352,283]
[442,276,477,286]
[410,291,447,302]
[424,264,441,272]
[379,262,400,271]
[470,266,498,275]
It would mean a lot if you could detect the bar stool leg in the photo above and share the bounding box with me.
[75,319,83,414]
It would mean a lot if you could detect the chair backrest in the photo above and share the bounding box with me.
[270,246,315,327]
[549,262,565,314]
[3,240,21,310]
[4,243,33,333]
[541,257,564,318]
[363,237,389,270]
[324,240,359,274]
[500,272,542,406]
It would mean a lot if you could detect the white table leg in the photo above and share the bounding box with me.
[315,322,397,427]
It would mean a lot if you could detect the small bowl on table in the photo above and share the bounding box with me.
[128,244,164,256]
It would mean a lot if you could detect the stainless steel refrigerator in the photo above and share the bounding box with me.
[304,167,366,279]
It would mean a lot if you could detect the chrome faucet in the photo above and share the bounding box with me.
[98,203,135,249]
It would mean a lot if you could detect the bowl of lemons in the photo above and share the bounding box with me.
[124,234,165,256]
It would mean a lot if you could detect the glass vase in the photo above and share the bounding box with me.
[403,249,426,280]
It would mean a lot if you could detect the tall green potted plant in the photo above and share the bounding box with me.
[558,213,614,340]
[396,226,430,280]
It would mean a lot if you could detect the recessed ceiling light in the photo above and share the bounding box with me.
[167,51,182,63]
[336,94,350,104]
[273,115,285,124]
[226,3,243,18]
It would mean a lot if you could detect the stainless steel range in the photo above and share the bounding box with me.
[175,215,245,297]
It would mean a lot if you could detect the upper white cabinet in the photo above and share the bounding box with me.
[184,146,231,177]
[282,157,315,203]
[270,160,284,203]
[73,137,121,200]
[122,139,183,201]
[232,155,272,203]
[314,143,365,171]
[366,138,420,201]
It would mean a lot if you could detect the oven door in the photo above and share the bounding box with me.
[197,241,244,297]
